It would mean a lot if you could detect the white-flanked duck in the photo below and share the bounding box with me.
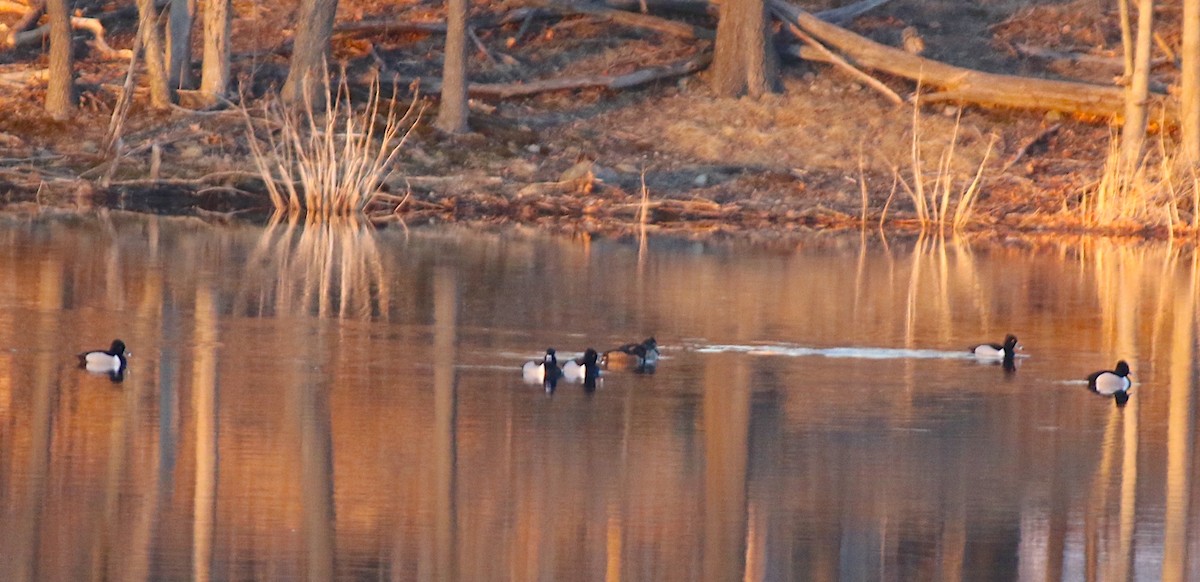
[969,334,1019,359]
[78,339,129,382]
[563,348,601,389]
[1087,360,1133,407]
[522,348,563,391]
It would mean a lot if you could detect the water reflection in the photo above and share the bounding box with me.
[0,215,1198,580]
[239,212,389,320]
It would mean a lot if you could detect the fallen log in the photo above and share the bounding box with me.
[0,0,29,15]
[340,3,712,40]
[1,0,42,48]
[1013,43,1169,71]
[469,52,711,97]
[810,0,896,25]
[10,16,132,60]
[390,51,711,98]
[548,1,714,40]
[770,0,1171,122]
[334,20,448,35]
[0,67,47,86]
[600,0,895,23]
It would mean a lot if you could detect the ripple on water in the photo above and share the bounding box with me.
[691,342,979,361]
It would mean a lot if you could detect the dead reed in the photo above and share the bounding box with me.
[1080,132,1200,233]
[242,70,420,219]
[896,89,996,231]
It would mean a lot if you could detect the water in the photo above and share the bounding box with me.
[0,211,1197,581]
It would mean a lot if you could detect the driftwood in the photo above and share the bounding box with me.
[107,170,264,188]
[770,0,1170,121]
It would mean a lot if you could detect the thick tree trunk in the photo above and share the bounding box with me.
[1182,0,1200,164]
[1120,0,1154,166]
[282,0,338,106]
[136,0,173,108]
[710,0,777,97]
[167,0,194,90]
[199,0,231,101]
[435,0,470,133]
[45,0,74,118]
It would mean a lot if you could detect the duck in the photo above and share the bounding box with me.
[78,339,129,382]
[522,348,563,389]
[1087,360,1133,406]
[969,334,1019,359]
[601,337,659,372]
[563,348,601,387]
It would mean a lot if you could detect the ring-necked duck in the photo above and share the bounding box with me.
[1087,360,1133,406]
[522,348,563,390]
[563,348,601,388]
[601,337,659,372]
[78,339,128,383]
[969,334,1019,359]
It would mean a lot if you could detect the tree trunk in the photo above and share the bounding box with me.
[136,0,173,108]
[44,0,74,119]
[1182,0,1200,164]
[435,0,470,133]
[167,0,194,90]
[282,0,338,106]
[1120,0,1154,166]
[199,0,231,101]
[710,0,777,97]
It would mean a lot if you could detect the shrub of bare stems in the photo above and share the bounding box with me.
[241,71,420,219]
[1082,134,1200,235]
[896,91,997,232]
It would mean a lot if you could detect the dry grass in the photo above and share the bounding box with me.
[242,70,421,218]
[1080,133,1200,234]
[895,92,997,231]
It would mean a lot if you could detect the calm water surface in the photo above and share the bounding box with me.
[0,212,1198,581]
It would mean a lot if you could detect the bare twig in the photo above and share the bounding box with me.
[784,23,902,104]
[467,26,497,64]
[101,29,143,187]
[1000,123,1061,172]
[107,170,265,187]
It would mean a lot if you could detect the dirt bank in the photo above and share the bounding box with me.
[0,0,1186,239]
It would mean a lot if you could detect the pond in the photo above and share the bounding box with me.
[0,212,1197,581]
